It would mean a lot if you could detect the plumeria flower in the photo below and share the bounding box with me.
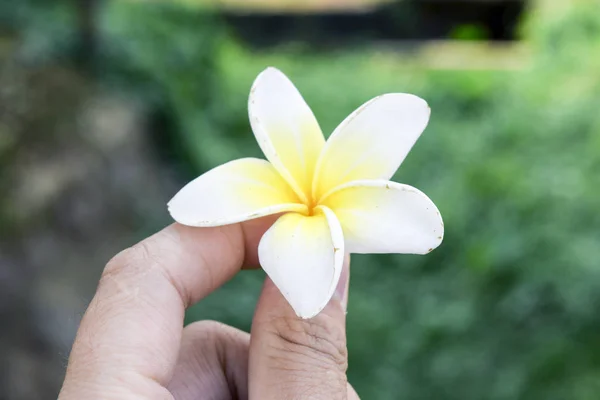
[168,67,443,319]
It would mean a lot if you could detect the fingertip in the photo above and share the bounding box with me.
[348,382,361,400]
[248,274,349,399]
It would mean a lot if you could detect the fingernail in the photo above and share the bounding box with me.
[334,254,350,311]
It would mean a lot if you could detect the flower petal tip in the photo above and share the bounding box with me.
[294,305,327,320]
[254,66,286,85]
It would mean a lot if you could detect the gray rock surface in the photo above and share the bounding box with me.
[0,58,179,399]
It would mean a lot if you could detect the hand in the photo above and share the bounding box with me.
[59,218,358,399]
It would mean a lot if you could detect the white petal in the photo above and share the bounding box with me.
[258,206,344,319]
[249,67,325,202]
[313,94,430,199]
[320,180,443,254]
[168,158,306,227]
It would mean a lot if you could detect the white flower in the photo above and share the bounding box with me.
[168,67,444,319]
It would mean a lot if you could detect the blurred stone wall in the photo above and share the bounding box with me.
[0,55,179,399]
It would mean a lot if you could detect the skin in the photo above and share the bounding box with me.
[59,216,360,400]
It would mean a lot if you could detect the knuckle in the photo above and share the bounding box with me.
[182,320,224,357]
[184,320,225,339]
[101,237,190,306]
[266,314,348,372]
[181,321,248,366]
[184,320,246,348]
[101,243,148,284]
[99,242,161,298]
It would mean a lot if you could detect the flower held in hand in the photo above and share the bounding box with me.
[168,67,444,319]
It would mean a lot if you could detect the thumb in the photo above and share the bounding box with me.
[248,255,352,400]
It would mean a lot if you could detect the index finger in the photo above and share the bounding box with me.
[59,217,274,399]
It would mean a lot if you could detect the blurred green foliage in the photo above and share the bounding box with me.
[5,0,600,398]
[93,1,600,398]
[450,24,490,41]
[164,2,600,395]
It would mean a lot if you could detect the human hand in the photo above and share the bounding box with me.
[59,218,358,399]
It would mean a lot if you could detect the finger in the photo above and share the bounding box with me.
[167,321,250,400]
[249,255,351,400]
[60,219,274,400]
[348,383,361,400]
